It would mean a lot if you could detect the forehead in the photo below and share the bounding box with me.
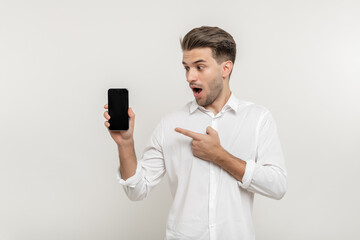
[182,48,215,64]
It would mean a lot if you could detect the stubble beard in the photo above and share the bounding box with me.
[197,76,223,107]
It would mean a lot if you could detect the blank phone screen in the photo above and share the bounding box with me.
[108,88,129,130]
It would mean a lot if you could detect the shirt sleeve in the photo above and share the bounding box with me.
[238,111,287,200]
[117,119,166,201]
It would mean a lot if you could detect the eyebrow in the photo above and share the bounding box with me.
[182,59,207,65]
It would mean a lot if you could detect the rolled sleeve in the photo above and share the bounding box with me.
[238,159,256,189]
[117,162,143,188]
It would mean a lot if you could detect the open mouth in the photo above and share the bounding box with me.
[192,87,203,98]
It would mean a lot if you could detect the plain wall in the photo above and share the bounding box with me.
[1,0,359,239]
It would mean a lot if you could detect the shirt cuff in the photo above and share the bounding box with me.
[238,160,256,189]
[116,162,143,188]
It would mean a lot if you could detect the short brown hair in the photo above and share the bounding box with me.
[180,26,236,65]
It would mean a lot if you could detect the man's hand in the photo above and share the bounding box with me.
[104,104,135,146]
[175,126,224,163]
[104,104,137,180]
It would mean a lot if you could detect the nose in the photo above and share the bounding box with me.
[186,68,198,83]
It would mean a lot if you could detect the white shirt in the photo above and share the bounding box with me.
[118,94,287,240]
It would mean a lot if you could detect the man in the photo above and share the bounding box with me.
[103,26,287,240]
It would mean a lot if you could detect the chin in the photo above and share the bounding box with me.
[195,98,205,106]
[196,98,210,107]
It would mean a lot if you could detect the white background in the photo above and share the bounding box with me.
[1,0,359,239]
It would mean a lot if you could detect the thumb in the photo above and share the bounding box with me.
[206,126,217,136]
[128,107,135,129]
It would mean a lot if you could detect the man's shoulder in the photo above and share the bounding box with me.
[235,97,271,117]
[161,101,192,122]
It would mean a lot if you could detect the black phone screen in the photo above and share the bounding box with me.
[108,88,129,130]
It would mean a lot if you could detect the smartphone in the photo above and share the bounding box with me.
[108,88,129,130]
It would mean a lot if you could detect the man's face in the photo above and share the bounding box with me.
[182,48,224,107]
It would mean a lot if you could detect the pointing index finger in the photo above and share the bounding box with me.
[175,127,202,140]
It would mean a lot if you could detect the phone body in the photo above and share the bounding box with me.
[108,88,129,130]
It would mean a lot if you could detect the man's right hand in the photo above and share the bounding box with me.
[104,104,135,146]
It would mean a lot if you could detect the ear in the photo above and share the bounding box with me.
[221,60,233,79]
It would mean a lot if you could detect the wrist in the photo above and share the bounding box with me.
[117,138,134,149]
[212,146,227,165]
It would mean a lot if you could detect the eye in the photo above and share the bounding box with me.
[184,66,190,71]
[197,65,204,70]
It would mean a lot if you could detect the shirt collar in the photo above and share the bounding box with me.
[189,93,240,114]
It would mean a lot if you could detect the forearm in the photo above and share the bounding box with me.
[118,139,137,180]
[213,148,247,182]
[213,148,287,199]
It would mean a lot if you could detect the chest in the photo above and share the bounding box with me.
[162,112,258,178]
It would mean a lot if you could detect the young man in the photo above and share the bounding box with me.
[104,26,287,240]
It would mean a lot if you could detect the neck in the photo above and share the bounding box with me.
[205,87,231,115]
